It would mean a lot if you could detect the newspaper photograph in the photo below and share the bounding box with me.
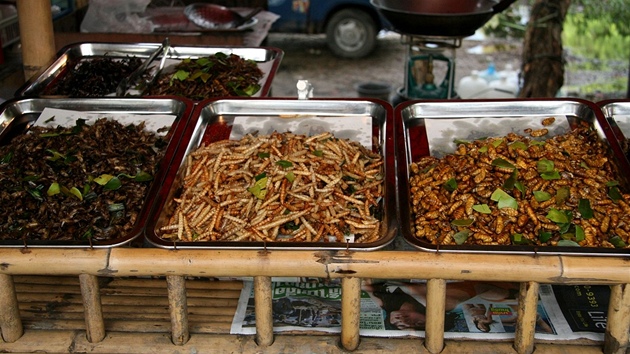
[231,279,610,342]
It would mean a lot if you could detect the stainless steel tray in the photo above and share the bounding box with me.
[599,99,630,165]
[0,97,194,248]
[396,98,630,256]
[145,98,397,250]
[16,42,283,99]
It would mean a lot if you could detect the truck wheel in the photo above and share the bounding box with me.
[325,9,377,59]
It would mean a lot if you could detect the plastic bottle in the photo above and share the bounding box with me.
[499,63,520,89]
[479,61,499,83]
[457,70,489,99]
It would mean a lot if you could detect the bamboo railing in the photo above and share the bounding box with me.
[0,248,628,353]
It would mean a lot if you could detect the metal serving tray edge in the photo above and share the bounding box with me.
[0,97,194,248]
[396,98,630,257]
[145,97,397,250]
[15,42,284,99]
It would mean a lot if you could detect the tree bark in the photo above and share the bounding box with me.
[519,0,571,98]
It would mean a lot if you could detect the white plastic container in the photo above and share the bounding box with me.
[457,70,489,99]
[486,73,518,98]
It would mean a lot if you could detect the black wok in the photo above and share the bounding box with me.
[371,0,517,37]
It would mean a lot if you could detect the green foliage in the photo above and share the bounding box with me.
[563,13,630,61]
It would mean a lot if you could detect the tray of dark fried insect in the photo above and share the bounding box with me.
[16,42,283,100]
[396,98,630,256]
[0,96,194,248]
[144,97,397,250]
[598,99,630,166]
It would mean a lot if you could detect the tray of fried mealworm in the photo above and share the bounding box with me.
[144,97,397,250]
[396,99,630,256]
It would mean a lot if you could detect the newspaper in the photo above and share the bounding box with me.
[231,279,609,342]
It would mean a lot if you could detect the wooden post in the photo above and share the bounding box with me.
[604,284,630,354]
[340,277,361,351]
[254,276,274,347]
[79,274,105,343]
[0,274,22,342]
[15,0,57,81]
[425,278,446,354]
[514,281,539,354]
[166,275,189,345]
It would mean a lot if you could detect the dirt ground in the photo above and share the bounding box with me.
[265,31,627,102]
[266,31,523,100]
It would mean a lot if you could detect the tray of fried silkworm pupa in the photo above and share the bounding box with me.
[598,99,630,167]
[396,98,630,256]
[0,97,194,248]
[16,42,283,100]
[145,97,397,250]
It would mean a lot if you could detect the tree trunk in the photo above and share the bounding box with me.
[519,0,571,98]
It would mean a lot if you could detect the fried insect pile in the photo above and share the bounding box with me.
[0,119,167,242]
[159,131,384,243]
[409,124,630,249]
[145,53,263,100]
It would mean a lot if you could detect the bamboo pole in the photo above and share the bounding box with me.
[604,284,630,354]
[79,274,105,343]
[424,278,446,354]
[340,277,361,351]
[514,281,540,354]
[0,274,22,342]
[15,0,57,80]
[254,276,274,347]
[166,275,189,345]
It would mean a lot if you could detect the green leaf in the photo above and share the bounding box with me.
[173,70,190,81]
[94,174,115,186]
[557,240,580,247]
[509,141,527,150]
[606,180,619,187]
[108,203,125,212]
[502,170,518,190]
[539,231,553,243]
[443,178,458,192]
[453,230,470,245]
[478,146,488,153]
[258,152,270,158]
[313,150,323,157]
[133,171,153,182]
[104,177,122,191]
[609,186,622,201]
[46,149,66,161]
[248,176,268,199]
[69,187,83,201]
[541,170,561,180]
[533,190,552,202]
[453,139,470,145]
[575,225,585,241]
[547,208,569,224]
[491,139,504,147]
[609,235,627,248]
[1,151,13,163]
[537,159,554,173]
[580,161,589,169]
[47,182,60,196]
[511,233,532,245]
[514,181,526,194]
[276,160,293,168]
[578,199,594,219]
[451,219,474,227]
[530,140,545,146]
[491,158,516,170]
[254,172,266,181]
[490,188,518,210]
[472,204,491,214]
[555,186,570,205]
[285,171,295,182]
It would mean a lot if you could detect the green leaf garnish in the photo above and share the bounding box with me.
[478,146,488,153]
[444,178,458,192]
[248,176,268,199]
[509,141,527,150]
[104,177,122,190]
[491,158,516,170]
[451,219,474,227]
[285,171,295,182]
[276,160,293,168]
[313,150,323,157]
[578,199,593,219]
[1,151,13,163]
[537,159,554,173]
[557,240,580,247]
[539,231,553,243]
[94,174,115,186]
[490,188,518,210]
[547,208,569,224]
[533,190,551,202]
[606,180,620,187]
[255,172,267,181]
[69,187,83,201]
[453,139,470,145]
[258,152,270,159]
[514,181,526,194]
[472,204,491,214]
[555,186,570,205]
[609,186,622,201]
[575,225,585,241]
[47,182,60,196]
[541,171,561,180]
[133,171,153,182]
[609,235,627,248]
[502,170,518,190]
[453,230,470,245]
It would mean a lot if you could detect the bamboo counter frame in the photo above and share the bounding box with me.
[0,248,628,353]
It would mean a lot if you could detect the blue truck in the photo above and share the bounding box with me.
[267,0,390,58]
